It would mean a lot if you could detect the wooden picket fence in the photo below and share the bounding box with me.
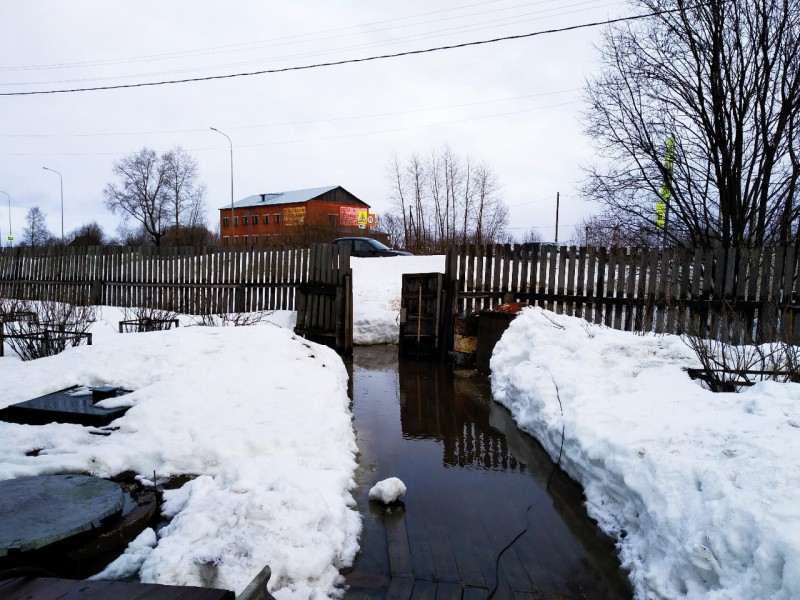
[0,244,353,353]
[444,244,800,343]
[0,245,310,314]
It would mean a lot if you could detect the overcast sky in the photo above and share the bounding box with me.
[0,0,628,245]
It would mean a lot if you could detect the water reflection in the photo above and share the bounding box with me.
[345,346,630,598]
[399,360,525,473]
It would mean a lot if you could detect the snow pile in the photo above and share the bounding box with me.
[368,477,406,504]
[490,307,800,599]
[92,528,157,580]
[350,255,445,345]
[0,308,360,599]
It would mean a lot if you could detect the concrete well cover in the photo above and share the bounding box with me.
[0,474,124,557]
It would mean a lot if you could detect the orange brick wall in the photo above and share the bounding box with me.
[220,200,369,246]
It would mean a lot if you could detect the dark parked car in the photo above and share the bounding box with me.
[331,237,412,257]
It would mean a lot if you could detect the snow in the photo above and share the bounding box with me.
[3,253,800,599]
[490,307,800,599]
[368,477,406,504]
[0,308,359,598]
[351,255,445,345]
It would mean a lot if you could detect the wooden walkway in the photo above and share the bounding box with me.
[344,348,629,600]
[0,577,234,599]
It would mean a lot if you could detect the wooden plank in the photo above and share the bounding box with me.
[665,248,679,333]
[584,247,596,322]
[556,246,567,315]
[500,244,512,305]
[427,520,460,583]
[518,244,530,303]
[0,577,233,599]
[594,246,608,325]
[604,247,617,327]
[537,245,548,310]
[410,579,438,600]
[574,246,586,318]
[462,586,489,600]
[643,247,659,333]
[472,245,483,313]
[780,245,798,340]
[510,244,520,302]
[565,246,576,316]
[386,578,415,600]
[482,245,493,312]
[282,246,291,311]
[672,247,691,335]
[436,581,463,600]
[545,246,556,313]
[613,248,626,330]
[492,244,503,310]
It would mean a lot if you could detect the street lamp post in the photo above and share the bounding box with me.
[0,190,9,247]
[42,166,64,245]
[210,127,235,246]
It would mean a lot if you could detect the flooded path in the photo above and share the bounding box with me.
[343,345,630,599]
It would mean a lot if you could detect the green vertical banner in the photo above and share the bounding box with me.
[656,135,676,230]
[655,202,666,229]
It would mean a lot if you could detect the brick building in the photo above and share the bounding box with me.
[219,185,371,247]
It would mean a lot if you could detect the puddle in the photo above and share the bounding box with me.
[344,345,630,598]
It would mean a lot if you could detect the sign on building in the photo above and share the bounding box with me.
[283,207,306,227]
[339,206,360,226]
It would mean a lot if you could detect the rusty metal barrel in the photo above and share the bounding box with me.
[453,314,479,368]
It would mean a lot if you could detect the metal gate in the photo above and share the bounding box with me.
[294,243,353,355]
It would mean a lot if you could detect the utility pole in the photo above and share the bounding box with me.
[42,167,64,245]
[210,127,234,246]
[0,190,10,247]
[554,192,560,244]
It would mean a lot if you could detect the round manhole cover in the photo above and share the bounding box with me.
[0,474,124,557]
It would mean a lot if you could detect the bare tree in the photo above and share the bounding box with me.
[162,146,208,230]
[381,212,405,249]
[22,206,53,247]
[104,148,170,246]
[386,148,508,252]
[387,153,410,246]
[472,162,505,245]
[571,215,657,247]
[583,0,800,248]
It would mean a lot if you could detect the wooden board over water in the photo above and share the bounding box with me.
[344,346,631,599]
[0,475,124,557]
[0,577,235,599]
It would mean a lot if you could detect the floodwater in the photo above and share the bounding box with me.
[343,345,630,599]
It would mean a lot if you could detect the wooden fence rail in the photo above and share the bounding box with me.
[0,245,310,314]
[445,244,800,343]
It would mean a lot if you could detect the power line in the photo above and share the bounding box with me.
[0,0,606,74]
[0,99,581,157]
[0,88,578,139]
[0,1,623,88]
[0,0,511,72]
[0,7,690,97]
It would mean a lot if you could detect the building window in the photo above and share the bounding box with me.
[274,213,280,225]
[243,235,249,245]
[223,236,230,246]
[243,216,248,226]
[328,214,338,226]
[274,234,280,244]
[263,214,269,224]
[234,216,239,226]
[233,236,240,245]
[252,236,258,245]
[263,234,269,245]
[252,214,258,226]
[223,217,229,227]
